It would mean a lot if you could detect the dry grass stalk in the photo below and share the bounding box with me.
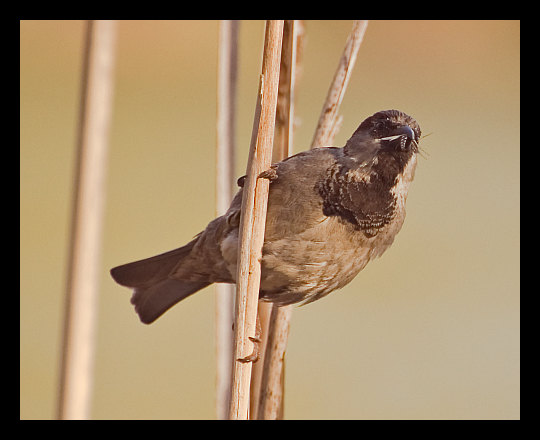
[215,20,239,420]
[257,304,293,419]
[57,20,116,420]
[228,20,284,420]
[253,19,303,420]
[310,20,368,150]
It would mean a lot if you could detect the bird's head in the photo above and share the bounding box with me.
[344,110,421,175]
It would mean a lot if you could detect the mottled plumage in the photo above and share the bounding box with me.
[111,110,421,324]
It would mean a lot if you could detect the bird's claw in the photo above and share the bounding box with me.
[237,337,262,364]
[258,167,278,181]
[237,168,277,189]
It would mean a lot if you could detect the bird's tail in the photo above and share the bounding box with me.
[110,238,211,324]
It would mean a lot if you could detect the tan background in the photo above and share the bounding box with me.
[20,20,519,419]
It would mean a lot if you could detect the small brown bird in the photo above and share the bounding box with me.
[111,110,421,324]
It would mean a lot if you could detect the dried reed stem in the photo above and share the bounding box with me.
[254,19,303,420]
[57,20,116,420]
[310,20,368,150]
[215,20,239,420]
[257,304,293,419]
[228,20,284,420]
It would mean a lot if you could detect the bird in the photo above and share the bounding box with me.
[111,109,421,325]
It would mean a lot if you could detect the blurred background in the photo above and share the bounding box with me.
[20,20,519,419]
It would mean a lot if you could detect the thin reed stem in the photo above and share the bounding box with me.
[57,20,116,420]
[215,20,239,420]
[228,20,284,420]
[310,20,368,150]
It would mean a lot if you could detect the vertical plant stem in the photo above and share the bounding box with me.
[254,19,302,420]
[57,20,116,420]
[228,20,284,420]
[310,20,368,150]
[215,19,239,420]
[257,304,293,419]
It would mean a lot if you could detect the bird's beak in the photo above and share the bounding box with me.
[380,125,415,142]
[380,126,416,152]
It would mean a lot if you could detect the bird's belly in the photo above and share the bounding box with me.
[259,216,397,305]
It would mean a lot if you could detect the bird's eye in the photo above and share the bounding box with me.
[373,120,388,135]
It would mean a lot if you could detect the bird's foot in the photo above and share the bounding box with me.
[237,336,262,363]
[258,167,278,181]
[236,167,278,189]
[237,315,262,364]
